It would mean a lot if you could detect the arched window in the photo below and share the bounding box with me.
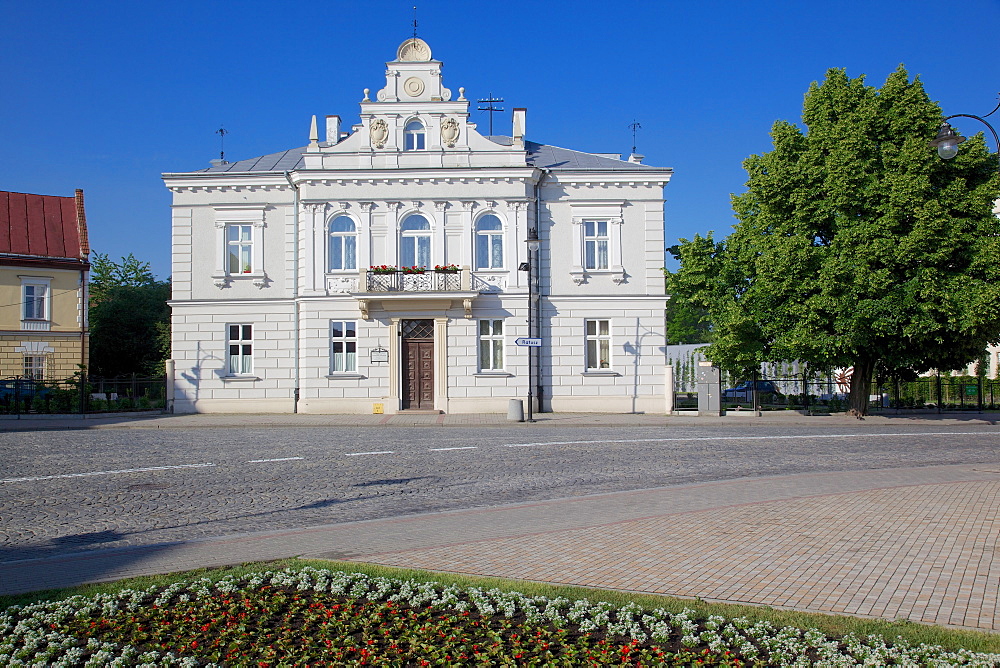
[404,120,426,151]
[328,216,357,271]
[400,215,431,268]
[475,214,504,269]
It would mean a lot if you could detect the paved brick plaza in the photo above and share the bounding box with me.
[1,412,998,632]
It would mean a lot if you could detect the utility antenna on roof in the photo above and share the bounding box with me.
[478,93,505,136]
[215,125,229,162]
[628,120,641,154]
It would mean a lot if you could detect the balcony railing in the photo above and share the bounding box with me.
[365,269,466,292]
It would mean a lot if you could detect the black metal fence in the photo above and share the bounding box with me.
[712,372,996,414]
[0,374,167,416]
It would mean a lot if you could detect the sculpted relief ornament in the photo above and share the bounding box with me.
[369,118,388,149]
[397,37,431,62]
[440,118,460,147]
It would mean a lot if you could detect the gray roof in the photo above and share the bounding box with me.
[183,139,665,174]
[524,140,663,171]
[193,147,307,173]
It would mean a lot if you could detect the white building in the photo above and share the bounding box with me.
[163,38,673,414]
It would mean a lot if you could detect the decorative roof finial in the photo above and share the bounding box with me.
[628,120,641,155]
[215,125,229,162]
[309,115,319,148]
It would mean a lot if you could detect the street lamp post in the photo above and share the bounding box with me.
[928,93,1000,173]
[524,237,541,422]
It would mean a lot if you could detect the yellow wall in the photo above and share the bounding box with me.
[0,265,88,381]
[0,334,87,380]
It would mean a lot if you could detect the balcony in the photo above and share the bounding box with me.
[351,268,479,319]
[366,269,466,292]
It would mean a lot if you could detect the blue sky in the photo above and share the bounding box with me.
[2,0,998,279]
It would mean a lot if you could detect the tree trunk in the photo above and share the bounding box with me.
[847,357,876,417]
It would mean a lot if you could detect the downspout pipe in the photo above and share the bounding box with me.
[532,168,549,412]
[284,171,301,413]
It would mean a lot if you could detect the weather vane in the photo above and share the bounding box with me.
[412,6,418,41]
[628,120,641,154]
[478,93,505,136]
[215,125,228,162]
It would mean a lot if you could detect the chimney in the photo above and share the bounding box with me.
[326,115,341,143]
[74,189,90,258]
[512,108,526,148]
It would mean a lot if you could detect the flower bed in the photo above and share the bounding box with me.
[1,567,997,666]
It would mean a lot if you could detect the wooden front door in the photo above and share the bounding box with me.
[402,340,434,409]
[401,319,435,410]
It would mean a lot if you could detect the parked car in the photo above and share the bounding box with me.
[721,380,783,403]
[0,378,49,399]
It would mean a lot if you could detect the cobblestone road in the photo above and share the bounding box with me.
[2,422,998,564]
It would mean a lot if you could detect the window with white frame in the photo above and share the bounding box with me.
[227,324,253,375]
[475,214,504,270]
[584,221,609,270]
[404,120,426,151]
[23,355,45,380]
[328,216,357,271]
[329,321,357,373]
[400,214,431,268]
[22,282,48,321]
[226,224,254,274]
[585,319,611,370]
[479,319,504,371]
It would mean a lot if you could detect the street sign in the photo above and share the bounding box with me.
[515,337,542,347]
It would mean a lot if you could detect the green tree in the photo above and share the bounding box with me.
[89,253,171,377]
[664,272,713,345]
[668,67,1000,416]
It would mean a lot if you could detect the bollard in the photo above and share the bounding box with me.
[507,398,524,422]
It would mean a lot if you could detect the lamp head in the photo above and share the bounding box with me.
[929,122,966,160]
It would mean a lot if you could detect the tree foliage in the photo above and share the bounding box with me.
[89,253,171,377]
[664,271,713,345]
[668,67,1000,415]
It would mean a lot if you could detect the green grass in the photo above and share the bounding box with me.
[2,557,997,658]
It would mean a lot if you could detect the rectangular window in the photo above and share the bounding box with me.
[479,319,504,371]
[476,232,504,269]
[329,235,357,270]
[23,283,47,320]
[584,221,609,270]
[329,321,357,373]
[23,356,44,381]
[227,324,253,375]
[585,319,611,369]
[227,224,254,274]
[401,235,431,268]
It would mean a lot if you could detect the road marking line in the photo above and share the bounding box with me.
[247,457,304,463]
[429,446,477,451]
[504,431,996,448]
[345,451,395,457]
[0,463,216,484]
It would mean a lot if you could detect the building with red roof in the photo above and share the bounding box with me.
[0,189,90,381]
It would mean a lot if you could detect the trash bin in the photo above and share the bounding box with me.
[507,399,525,422]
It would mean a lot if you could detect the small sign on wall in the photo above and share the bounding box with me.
[371,347,389,363]
[373,403,384,414]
